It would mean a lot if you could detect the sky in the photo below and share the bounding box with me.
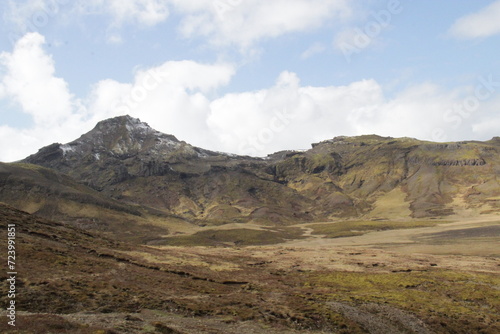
[0,0,500,162]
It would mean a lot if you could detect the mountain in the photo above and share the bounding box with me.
[22,115,313,226]
[0,162,177,243]
[274,135,500,218]
[17,115,500,231]
[22,115,220,187]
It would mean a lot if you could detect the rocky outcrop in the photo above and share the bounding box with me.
[139,160,171,177]
[430,158,486,166]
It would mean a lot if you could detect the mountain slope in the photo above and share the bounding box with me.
[273,135,500,218]
[0,162,173,242]
[22,115,314,225]
[19,115,500,225]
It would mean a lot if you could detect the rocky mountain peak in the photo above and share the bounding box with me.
[93,115,154,136]
[22,115,225,185]
[73,115,180,155]
[23,115,186,167]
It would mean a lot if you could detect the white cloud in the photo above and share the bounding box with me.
[76,0,170,43]
[0,32,75,125]
[4,0,170,45]
[207,74,500,156]
[85,79,132,120]
[5,0,352,49]
[349,83,459,139]
[472,118,500,136]
[0,32,95,161]
[0,126,38,162]
[448,0,500,39]
[83,60,236,150]
[207,73,385,156]
[170,0,352,49]
[6,0,170,29]
[471,94,500,137]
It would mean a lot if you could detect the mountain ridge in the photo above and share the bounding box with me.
[23,115,500,163]
[4,114,499,234]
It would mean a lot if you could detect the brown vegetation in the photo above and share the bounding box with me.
[1,204,498,333]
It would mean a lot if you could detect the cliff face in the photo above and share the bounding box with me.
[17,116,500,225]
[273,136,500,218]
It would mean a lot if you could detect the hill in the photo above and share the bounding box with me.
[0,162,178,243]
[17,115,500,229]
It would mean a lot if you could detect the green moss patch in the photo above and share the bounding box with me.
[309,220,450,238]
[160,227,305,246]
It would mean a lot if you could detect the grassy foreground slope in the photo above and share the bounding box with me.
[1,204,498,333]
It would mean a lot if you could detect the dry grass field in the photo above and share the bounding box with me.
[1,203,498,333]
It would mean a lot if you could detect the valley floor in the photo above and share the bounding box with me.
[286,215,500,257]
[1,209,499,333]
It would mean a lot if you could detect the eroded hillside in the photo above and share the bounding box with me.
[18,116,500,226]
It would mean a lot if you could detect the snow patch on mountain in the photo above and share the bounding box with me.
[60,144,75,156]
